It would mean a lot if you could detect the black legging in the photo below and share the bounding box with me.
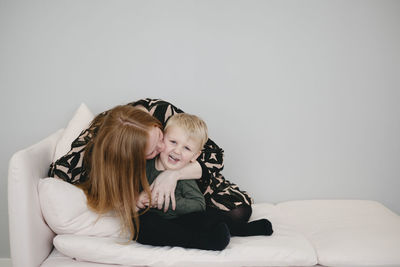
[205,204,253,234]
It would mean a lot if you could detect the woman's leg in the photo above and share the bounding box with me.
[223,204,252,223]
[205,205,273,237]
[136,211,230,250]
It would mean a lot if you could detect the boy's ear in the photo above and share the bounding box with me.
[190,151,202,162]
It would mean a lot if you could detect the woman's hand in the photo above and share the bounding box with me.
[136,191,152,210]
[150,170,178,212]
[150,161,202,212]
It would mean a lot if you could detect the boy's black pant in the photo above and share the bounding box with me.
[136,205,273,250]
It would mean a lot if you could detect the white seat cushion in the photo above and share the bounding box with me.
[38,178,400,266]
[39,178,317,266]
[53,226,317,267]
[41,248,123,267]
[277,200,400,267]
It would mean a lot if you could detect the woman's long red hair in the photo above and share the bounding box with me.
[80,105,162,240]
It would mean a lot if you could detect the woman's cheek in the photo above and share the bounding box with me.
[158,142,166,153]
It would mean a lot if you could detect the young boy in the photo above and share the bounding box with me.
[141,113,208,219]
[138,113,272,250]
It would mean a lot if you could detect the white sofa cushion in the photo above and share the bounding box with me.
[39,178,317,267]
[40,183,317,267]
[53,203,317,267]
[38,178,125,238]
[277,200,400,267]
[53,103,94,161]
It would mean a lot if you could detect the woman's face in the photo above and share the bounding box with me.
[145,126,164,159]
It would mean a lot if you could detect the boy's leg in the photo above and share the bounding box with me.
[145,205,273,238]
[171,211,222,230]
[136,211,230,250]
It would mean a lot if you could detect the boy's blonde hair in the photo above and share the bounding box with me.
[164,113,208,151]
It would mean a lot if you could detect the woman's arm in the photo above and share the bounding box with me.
[130,98,184,126]
[150,161,202,211]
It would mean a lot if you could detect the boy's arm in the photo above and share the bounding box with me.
[173,180,206,215]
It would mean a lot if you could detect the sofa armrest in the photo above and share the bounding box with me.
[8,129,63,267]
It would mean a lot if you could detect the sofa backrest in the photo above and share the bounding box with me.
[8,129,63,267]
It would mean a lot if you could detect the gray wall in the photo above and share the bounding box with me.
[1,0,399,259]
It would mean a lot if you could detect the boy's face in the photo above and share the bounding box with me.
[158,125,201,170]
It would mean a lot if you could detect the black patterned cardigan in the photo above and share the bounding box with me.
[48,98,253,210]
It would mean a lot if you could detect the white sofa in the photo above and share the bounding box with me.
[8,105,400,267]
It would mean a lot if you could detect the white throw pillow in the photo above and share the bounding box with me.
[38,178,125,238]
[53,103,94,161]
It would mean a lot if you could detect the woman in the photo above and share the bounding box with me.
[49,98,253,247]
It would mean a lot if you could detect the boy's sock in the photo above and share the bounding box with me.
[232,219,273,237]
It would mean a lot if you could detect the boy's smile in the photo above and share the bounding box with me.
[168,153,180,163]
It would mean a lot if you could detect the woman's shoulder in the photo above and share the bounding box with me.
[127,98,184,125]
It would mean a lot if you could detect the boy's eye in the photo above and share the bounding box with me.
[184,146,191,151]
[170,140,176,144]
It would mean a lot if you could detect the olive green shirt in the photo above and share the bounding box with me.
[145,158,206,219]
